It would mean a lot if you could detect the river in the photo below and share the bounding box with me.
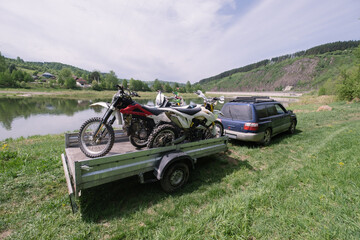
[0,95,298,141]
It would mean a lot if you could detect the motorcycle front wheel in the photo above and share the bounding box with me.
[214,121,224,137]
[78,117,115,158]
[129,135,148,148]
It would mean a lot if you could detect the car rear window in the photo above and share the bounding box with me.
[221,104,252,121]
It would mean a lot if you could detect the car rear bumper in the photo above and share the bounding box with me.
[224,129,264,142]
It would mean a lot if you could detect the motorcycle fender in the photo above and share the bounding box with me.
[214,110,224,116]
[148,112,171,124]
[115,111,123,126]
[90,102,110,109]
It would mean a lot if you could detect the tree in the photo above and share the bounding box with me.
[104,70,119,89]
[91,80,102,91]
[192,83,203,92]
[89,71,101,83]
[64,77,77,89]
[152,79,162,91]
[185,81,192,93]
[142,83,151,91]
[0,52,7,72]
[11,70,24,82]
[9,64,17,73]
[337,45,360,101]
[122,79,128,89]
[16,56,24,63]
[164,83,173,93]
[0,70,15,87]
[58,68,72,85]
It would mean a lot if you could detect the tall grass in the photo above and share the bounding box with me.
[1,99,360,239]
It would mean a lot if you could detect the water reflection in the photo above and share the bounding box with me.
[0,97,206,140]
[0,96,294,140]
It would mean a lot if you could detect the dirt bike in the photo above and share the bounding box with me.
[78,85,171,158]
[147,90,225,148]
[155,90,184,107]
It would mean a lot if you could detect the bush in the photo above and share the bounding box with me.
[318,87,326,96]
[336,66,360,101]
[336,45,360,101]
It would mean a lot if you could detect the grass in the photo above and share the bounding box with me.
[1,97,360,239]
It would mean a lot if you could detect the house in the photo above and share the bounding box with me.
[74,77,91,88]
[42,72,55,79]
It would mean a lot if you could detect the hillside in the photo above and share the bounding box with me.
[199,41,360,92]
[4,58,91,77]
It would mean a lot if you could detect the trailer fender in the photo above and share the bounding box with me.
[155,151,194,180]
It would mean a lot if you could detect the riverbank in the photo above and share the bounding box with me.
[0,88,306,100]
[1,97,359,239]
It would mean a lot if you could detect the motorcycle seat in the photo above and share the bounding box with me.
[142,105,166,115]
[171,107,201,115]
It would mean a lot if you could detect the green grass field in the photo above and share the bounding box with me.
[1,97,359,239]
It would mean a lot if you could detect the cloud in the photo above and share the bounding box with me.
[0,0,359,83]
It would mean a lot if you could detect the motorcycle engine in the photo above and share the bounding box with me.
[138,128,148,139]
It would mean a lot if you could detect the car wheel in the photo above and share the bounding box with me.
[288,120,296,134]
[262,128,272,146]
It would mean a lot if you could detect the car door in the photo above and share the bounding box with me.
[274,103,291,132]
[265,103,283,134]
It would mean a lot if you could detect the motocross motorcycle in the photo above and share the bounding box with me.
[155,90,184,107]
[78,85,171,158]
[147,90,225,148]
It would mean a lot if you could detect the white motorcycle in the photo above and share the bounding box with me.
[147,90,224,148]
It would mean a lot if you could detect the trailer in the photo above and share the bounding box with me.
[61,130,228,213]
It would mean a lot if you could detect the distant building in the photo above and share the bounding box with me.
[42,72,55,78]
[74,76,91,88]
[283,86,293,91]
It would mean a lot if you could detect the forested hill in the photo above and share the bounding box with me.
[5,58,91,77]
[198,40,360,92]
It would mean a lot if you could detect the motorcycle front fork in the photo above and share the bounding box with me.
[93,111,116,139]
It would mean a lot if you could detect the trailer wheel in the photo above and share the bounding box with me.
[160,162,189,193]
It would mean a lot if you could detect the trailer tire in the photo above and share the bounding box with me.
[160,162,189,193]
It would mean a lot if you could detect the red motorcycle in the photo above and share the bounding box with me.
[78,85,170,158]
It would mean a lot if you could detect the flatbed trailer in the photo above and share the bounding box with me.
[61,131,228,213]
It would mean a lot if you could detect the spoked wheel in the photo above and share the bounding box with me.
[129,135,148,148]
[204,121,224,139]
[214,121,224,137]
[147,124,177,148]
[78,117,114,158]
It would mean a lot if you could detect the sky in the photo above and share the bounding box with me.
[0,0,359,83]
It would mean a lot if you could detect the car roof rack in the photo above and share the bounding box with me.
[230,96,275,103]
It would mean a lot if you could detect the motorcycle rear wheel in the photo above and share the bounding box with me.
[147,124,177,148]
[79,117,115,158]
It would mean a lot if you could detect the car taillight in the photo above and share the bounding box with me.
[244,122,258,131]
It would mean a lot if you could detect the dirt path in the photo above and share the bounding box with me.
[0,90,61,97]
[206,91,303,97]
